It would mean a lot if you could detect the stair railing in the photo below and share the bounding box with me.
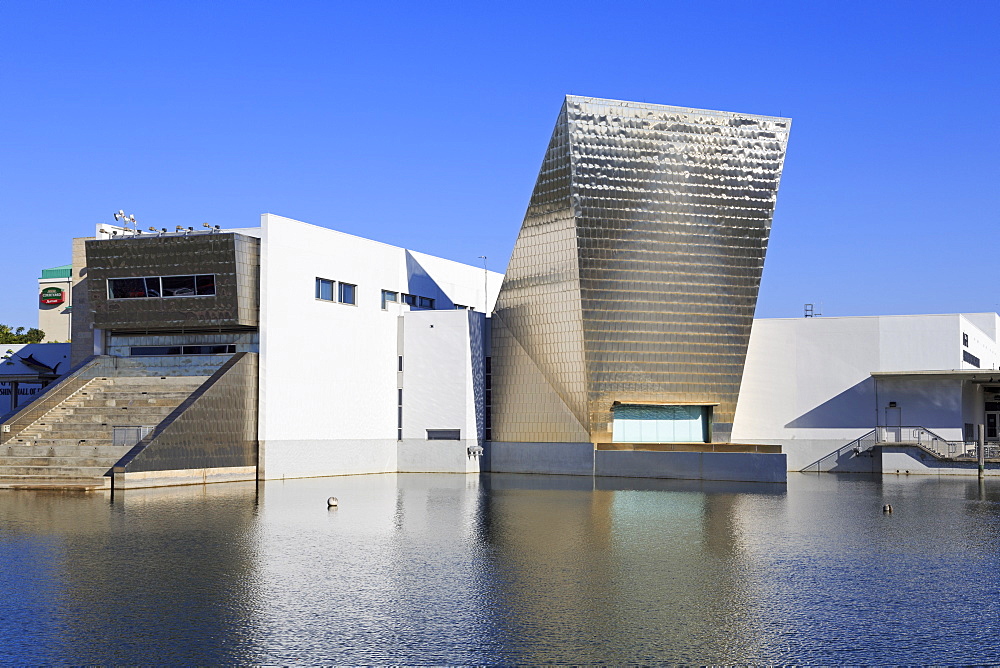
[800,429,878,472]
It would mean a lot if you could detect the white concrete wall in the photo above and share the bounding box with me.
[733,313,999,471]
[398,309,482,473]
[258,214,498,479]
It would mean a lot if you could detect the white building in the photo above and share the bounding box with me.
[733,313,1000,471]
[37,264,73,342]
[1,214,502,488]
[256,214,501,478]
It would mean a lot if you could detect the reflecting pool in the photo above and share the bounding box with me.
[1,473,1000,663]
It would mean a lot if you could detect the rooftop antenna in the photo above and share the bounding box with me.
[478,256,488,313]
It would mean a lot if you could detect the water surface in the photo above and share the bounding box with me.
[1,473,998,663]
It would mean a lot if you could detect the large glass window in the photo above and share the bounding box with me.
[161,275,196,297]
[108,275,214,300]
[109,277,155,299]
[611,404,711,443]
[130,344,236,356]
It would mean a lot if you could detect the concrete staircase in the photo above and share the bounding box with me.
[0,375,208,489]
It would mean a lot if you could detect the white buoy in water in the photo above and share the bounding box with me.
[327,496,339,508]
[882,504,893,513]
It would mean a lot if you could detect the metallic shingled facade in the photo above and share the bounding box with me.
[491,95,791,445]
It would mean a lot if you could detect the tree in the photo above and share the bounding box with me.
[0,325,45,344]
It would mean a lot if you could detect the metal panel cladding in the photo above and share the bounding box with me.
[492,95,791,445]
[86,233,260,331]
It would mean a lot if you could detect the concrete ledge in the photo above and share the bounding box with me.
[261,439,398,479]
[116,466,257,489]
[596,442,781,453]
[398,439,480,473]
[484,441,594,475]
[880,445,1000,476]
[595,450,787,483]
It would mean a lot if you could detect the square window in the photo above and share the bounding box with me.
[316,278,334,301]
[338,282,356,305]
[381,290,398,309]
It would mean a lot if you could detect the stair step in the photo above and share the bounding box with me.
[0,456,125,467]
[0,477,110,490]
[12,439,115,448]
[4,445,130,457]
[0,465,114,476]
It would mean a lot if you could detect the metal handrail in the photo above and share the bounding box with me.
[800,429,877,472]
[876,425,975,458]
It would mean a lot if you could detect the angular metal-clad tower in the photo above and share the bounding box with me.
[491,95,791,449]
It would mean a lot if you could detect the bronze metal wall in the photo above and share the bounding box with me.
[117,352,258,473]
[492,96,791,445]
[86,233,260,331]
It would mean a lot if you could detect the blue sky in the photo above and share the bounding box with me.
[1,1,997,329]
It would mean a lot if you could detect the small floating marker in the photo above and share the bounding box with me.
[327,496,339,508]
[883,504,893,514]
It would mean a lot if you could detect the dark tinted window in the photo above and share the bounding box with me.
[161,275,196,297]
[196,275,216,296]
[109,277,157,299]
[427,429,461,440]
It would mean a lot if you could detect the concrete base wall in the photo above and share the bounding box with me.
[485,441,595,476]
[397,439,481,473]
[117,466,257,489]
[485,442,787,483]
[739,438,870,472]
[879,446,1000,476]
[261,439,397,479]
[596,450,787,483]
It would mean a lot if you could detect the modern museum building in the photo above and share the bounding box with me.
[1,95,795,489]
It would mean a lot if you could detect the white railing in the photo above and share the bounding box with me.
[876,426,976,459]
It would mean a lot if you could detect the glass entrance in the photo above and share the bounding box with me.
[987,412,1000,441]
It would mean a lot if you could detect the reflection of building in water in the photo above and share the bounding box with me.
[0,483,263,663]
[480,476,775,663]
